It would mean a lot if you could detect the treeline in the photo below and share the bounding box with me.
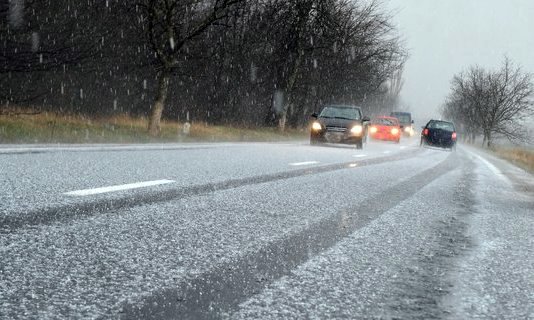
[1,0,406,133]
[442,58,533,147]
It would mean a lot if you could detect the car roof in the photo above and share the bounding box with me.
[374,115,398,120]
[323,104,362,110]
[429,119,454,125]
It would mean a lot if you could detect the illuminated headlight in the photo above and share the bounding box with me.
[312,122,322,131]
[351,125,363,135]
[404,127,411,132]
[370,126,377,134]
[391,128,399,135]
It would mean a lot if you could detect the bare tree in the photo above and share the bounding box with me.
[2,0,406,128]
[130,0,243,136]
[442,58,533,147]
[482,58,533,146]
[442,67,486,143]
[254,0,316,131]
[259,0,406,130]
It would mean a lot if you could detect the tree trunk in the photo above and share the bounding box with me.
[482,130,492,148]
[278,56,303,132]
[278,112,287,131]
[277,2,312,132]
[148,71,170,136]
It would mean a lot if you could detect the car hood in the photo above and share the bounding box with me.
[318,117,361,128]
[371,124,398,130]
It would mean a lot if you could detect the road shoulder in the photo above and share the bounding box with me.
[443,147,534,319]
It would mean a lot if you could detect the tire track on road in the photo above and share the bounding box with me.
[386,155,476,319]
[118,152,458,320]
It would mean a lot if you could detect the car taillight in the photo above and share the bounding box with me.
[423,128,429,136]
[452,132,457,140]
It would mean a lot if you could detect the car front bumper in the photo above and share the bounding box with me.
[370,132,399,141]
[311,130,364,144]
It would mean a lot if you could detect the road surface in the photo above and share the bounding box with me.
[1,139,533,319]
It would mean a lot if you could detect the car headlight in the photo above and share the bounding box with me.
[391,128,399,135]
[351,125,363,135]
[370,126,377,134]
[312,122,322,131]
[404,127,411,132]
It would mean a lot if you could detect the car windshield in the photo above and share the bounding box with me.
[372,118,398,126]
[428,121,455,131]
[391,113,411,123]
[319,107,361,120]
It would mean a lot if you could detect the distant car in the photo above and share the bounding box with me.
[420,120,457,150]
[390,111,414,136]
[310,105,370,149]
[369,116,401,143]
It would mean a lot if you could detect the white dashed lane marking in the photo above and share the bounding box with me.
[289,161,320,166]
[64,179,176,196]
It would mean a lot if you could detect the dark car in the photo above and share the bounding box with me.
[390,111,415,136]
[310,105,370,149]
[420,119,457,150]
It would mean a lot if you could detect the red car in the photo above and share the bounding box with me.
[369,116,401,143]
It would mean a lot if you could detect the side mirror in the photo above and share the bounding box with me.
[311,112,318,119]
[411,120,414,124]
[362,116,370,122]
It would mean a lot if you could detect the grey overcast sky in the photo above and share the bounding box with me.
[385,0,534,123]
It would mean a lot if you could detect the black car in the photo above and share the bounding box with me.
[310,105,370,149]
[420,120,457,150]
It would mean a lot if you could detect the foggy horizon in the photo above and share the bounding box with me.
[387,0,534,124]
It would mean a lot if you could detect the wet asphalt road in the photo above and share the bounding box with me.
[1,139,533,319]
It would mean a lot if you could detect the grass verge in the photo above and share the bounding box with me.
[488,145,534,174]
[0,110,306,144]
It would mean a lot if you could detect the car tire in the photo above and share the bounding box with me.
[310,137,323,145]
[356,140,363,149]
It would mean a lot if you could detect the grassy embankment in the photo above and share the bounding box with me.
[487,145,534,174]
[0,109,306,144]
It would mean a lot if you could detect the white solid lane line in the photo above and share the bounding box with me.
[64,179,176,196]
[383,150,392,154]
[289,161,320,166]
[352,154,367,158]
